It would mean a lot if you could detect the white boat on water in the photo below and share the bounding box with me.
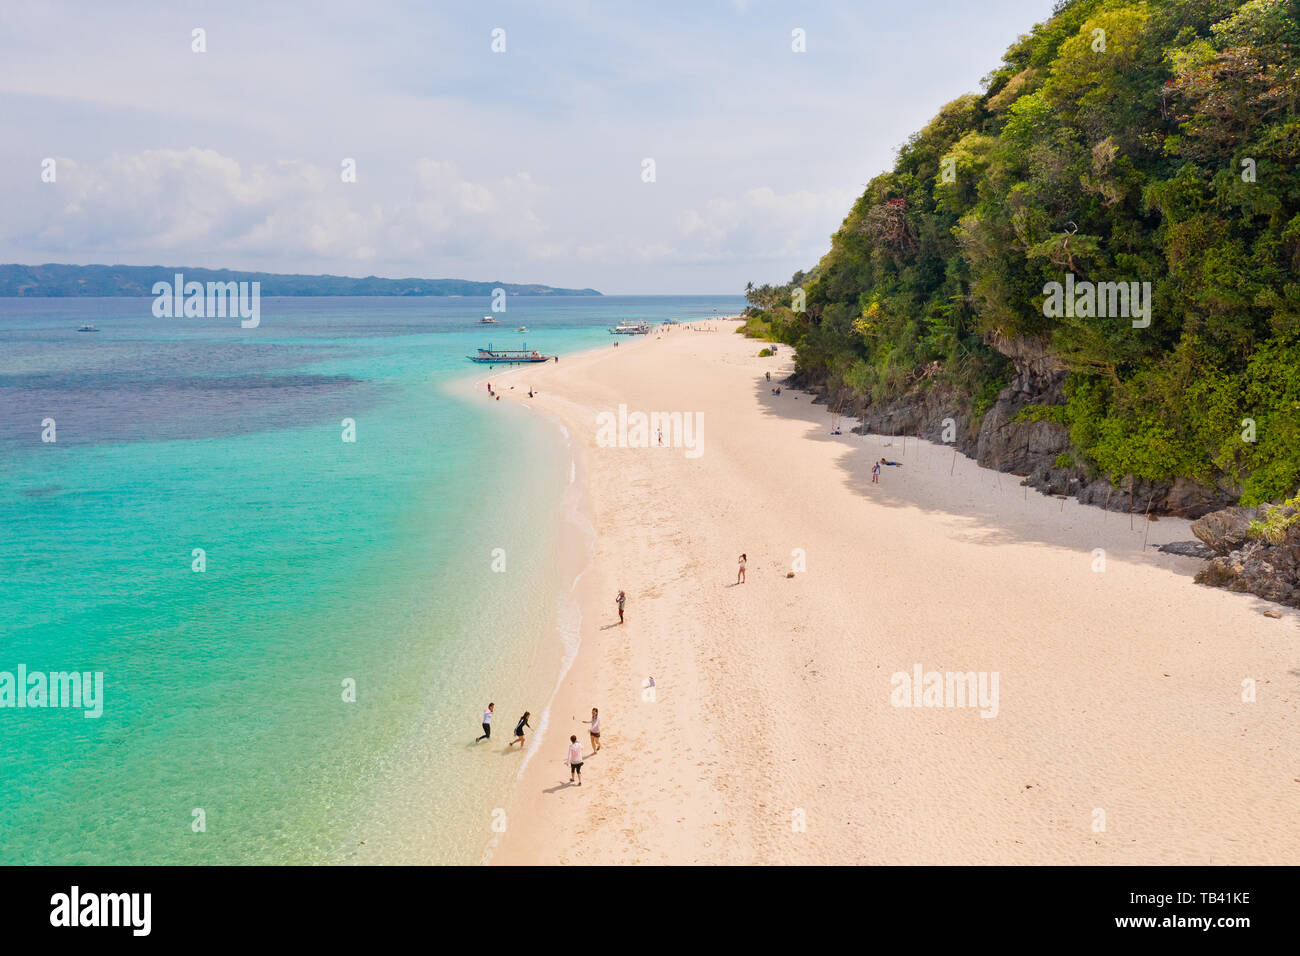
[480,315,500,324]
[609,321,650,335]
[518,325,528,333]
[76,325,99,332]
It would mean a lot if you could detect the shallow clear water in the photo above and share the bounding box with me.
[0,294,743,864]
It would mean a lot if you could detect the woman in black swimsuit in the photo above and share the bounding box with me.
[508,711,531,748]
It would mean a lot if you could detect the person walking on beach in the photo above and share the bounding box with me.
[476,702,494,742]
[657,427,663,446]
[872,460,881,484]
[508,711,532,748]
[615,589,626,624]
[737,553,747,584]
[583,707,601,753]
[567,735,584,785]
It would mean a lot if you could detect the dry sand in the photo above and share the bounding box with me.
[475,319,1298,865]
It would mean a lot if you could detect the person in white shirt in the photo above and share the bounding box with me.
[475,702,494,742]
[567,735,584,785]
[583,707,601,753]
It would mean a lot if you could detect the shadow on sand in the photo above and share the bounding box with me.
[750,375,1298,623]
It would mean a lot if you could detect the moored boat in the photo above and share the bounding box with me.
[466,343,553,364]
[479,315,500,324]
[608,321,650,335]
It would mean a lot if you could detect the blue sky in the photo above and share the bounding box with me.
[0,0,1058,293]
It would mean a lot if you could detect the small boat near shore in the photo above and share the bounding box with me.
[76,325,99,332]
[517,325,528,333]
[479,315,500,324]
[609,321,650,335]
[467,343,554,364]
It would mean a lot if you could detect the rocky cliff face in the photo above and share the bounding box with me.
[1192,503,1300,609]
[973,334,1071,473]
[845,377,977,449]
[974,333,1235,518]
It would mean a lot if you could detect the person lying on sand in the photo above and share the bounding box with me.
[880,458,903,467]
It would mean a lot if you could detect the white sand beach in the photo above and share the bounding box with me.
[479,319,1298,865]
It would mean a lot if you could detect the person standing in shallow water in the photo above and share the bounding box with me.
[615,589,626,624]
[476,702,494,742]
[508,711,531,748]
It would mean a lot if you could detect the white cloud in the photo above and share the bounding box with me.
[9,145,851,287]
[9,148,553,269]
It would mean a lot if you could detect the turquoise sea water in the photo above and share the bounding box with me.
[0,294,743,864]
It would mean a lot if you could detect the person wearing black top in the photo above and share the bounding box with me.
[508,711,532,748]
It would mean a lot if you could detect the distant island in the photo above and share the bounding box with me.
[0,263,601,297]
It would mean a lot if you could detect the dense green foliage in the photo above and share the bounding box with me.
[744,0,1300,504]
[1249,491,1300,539]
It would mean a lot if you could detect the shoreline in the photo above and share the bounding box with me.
[453,333,660,866]
[479,396,594,865]
[478,318,1298,865]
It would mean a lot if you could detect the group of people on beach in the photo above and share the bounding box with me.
[475,702,603,786]
[471,589,627,786]
[486,381,537,400]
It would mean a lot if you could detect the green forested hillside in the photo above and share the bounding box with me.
[745,0,1300,507]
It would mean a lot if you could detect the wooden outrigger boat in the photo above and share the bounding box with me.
[467,343,554,364]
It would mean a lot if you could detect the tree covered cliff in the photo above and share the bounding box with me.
[744,0,1300,508]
